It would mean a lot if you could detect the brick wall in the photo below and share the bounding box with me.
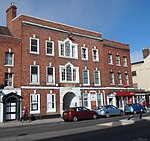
[0,35,21,88]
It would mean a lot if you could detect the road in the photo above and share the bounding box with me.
[40,119,150,141]
[0,113,150,141]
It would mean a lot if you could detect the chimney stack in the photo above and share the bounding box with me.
[6,2,17,28]
[142,47,149,59]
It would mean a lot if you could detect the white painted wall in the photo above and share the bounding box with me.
[60,87,81,114]
[132,55,150,91]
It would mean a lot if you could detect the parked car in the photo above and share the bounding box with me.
[62,107,98,122]
[124,103,147,114]
[94,105,124,118]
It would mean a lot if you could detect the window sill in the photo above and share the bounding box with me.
[5,65,14,67]
[46,54,54,56]
[29,83,40,85]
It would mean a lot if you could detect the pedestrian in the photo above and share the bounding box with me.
[142,101,147,109]
[20,106,29,122]
[139,109,143,119]
[128,106,134,120]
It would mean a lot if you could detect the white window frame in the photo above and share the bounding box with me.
[30,37,39,54]
[59,62,79,83]
[110,72,115,85]
[45,40,54,56]
[5,52,14,66]
[30,65,40,85]
[30,94,40,114]
[125,72,129,85]
[83,93,90,108]
[81,47,88,60]
[46,66,55,85]
[5,73,14,86]
[108,53,113,65]
[123,56,128,67]
[116,55,120,66]
[94,70,101,86]
[118,72,122,85]
[97,93,103,107]
[92,48,99,62]
[58,38,78,59]
[83,69,90,86]
[47,94,56,112]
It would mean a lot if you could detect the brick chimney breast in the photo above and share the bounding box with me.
[6,2,17,27]
[142,47,149,59]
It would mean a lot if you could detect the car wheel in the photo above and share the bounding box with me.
[120,111,124,116]
[133,110,136,114]
[92,114,98,119]
[72,116,78,122]
[105,112,110,118]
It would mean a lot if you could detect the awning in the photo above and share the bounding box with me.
[116,91,135,96]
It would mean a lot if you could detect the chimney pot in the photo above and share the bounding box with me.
[142,47,149,59]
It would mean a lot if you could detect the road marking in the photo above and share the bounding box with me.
[119,119,135,126]
[97,122,113,127]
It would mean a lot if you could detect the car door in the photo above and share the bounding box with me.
[75,107,83,120]
[82,107,92,119]
[109,105,120,116]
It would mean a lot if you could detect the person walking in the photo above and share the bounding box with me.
[20,106,30,122]
[128,106,134,120]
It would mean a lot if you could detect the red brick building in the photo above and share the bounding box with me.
[0,3,134,122]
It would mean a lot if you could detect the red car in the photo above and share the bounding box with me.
[62,107,98,122]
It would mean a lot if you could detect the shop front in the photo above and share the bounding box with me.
[135,92,150,108]
[116,91,135,110]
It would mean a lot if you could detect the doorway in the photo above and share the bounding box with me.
[3,92,22,122]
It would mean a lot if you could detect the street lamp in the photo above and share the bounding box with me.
[0,84,4,103]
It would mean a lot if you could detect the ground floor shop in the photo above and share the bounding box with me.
[1,86,149,122]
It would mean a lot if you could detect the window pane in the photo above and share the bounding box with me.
[66,65,72,81]
[47,67,54,83]
[47,42,53,54]
[61,68,65,81]
[61,43,64,56]
[83,94,88,107]
[72,45,75,58]
[31,74,38,83]
[82,48,86,59]
[73,69,76,81]
[94,71,99,84]
[31,66,38,74]
[31,66,38,83]
[93,49,97,60]
[65,41,70,57]
[31,39,37,45]
[5,73,13,86]
[31,39,38,52]
[5,53,13,65]
[83,70,88,84]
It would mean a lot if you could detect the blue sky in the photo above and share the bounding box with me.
[1,0,150,62]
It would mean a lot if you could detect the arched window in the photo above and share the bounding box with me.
[58,38,78,59]
[59,62,79,83]
[66,65,72,81]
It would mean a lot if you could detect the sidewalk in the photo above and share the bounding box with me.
[0,118,63,128]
